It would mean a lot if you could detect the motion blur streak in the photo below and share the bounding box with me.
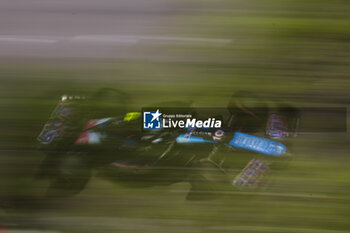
[0,0,350,233]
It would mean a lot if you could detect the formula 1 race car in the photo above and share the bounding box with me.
[36,89,300,200]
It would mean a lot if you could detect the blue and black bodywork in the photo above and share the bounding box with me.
[36,89,300,199]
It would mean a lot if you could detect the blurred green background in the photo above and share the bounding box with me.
[0,0,350,232]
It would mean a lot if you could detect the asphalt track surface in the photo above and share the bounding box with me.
[0,0,231,59]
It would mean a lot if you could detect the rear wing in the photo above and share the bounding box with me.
[37,95,85,144]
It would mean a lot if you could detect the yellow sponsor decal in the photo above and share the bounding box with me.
[124,112,141,121]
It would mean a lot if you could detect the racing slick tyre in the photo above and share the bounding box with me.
[46,152,92,197]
